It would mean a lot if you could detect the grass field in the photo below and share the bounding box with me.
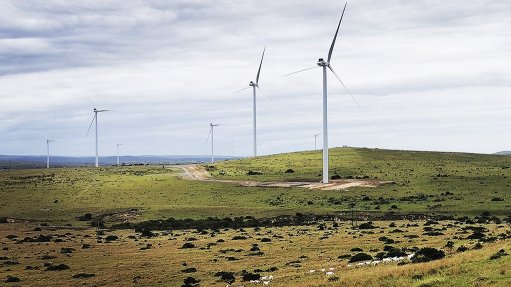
[1,147,511,286]
[1,220,510,287]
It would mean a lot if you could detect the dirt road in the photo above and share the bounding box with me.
[173,164,394,191]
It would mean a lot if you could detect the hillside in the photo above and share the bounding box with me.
[213,147,511,216]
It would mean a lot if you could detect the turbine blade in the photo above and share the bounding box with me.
[85,114,96,137]
[282,66,319,77]
[83,91,96,109]
[257,87,272,105]
[328,65,363,112]
[256,47,265,85]
[327,2,347,63]
[96,109,112,112]
[205,128,212,143]
[232,86,251,94]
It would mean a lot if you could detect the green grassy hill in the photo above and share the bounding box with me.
[1,148,510,225]
[213,147,511,216]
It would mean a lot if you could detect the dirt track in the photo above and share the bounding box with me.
[173,164,394,191]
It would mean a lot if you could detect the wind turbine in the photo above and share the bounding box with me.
[116,143,122,166]
[284,2,360,183]
[86,101,111,168]
[46,139,54,169]
[314,134,321,151]
[233,48,265,157]
[206,123,220,163]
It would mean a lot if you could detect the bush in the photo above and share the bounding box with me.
[490,249,508,260]
[182,276,200,287]
[182,243,196,249]
[242,272,261,281]
[0,217,8,224]
[182,268,197,273]
[45,264,70,271]
[4,275,20,282]
[285,169,295,173]
[457,246,468,252]
[359,222,375,229]
[247,170,262,175]
[386,248,407,258]
[77,213,93,221]
[105,235,119,242]
[349,253,373,263]
[72,273,95,279]
[214,271,235,284]
[411,248,445,263]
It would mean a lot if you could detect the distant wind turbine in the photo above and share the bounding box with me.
[116,143,122,166]
[284,2,360,183]
[314,134,321,151]
[46,139,54,169]
[206,123,220,163]
[85,98,111,167]
[233,48,265,157]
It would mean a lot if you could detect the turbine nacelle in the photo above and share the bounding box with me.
[249,81,256,87]
[317,58,329,67]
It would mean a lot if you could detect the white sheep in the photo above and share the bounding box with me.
[329,267,335,271]
[325,271,335,276]
[309,269,316,273]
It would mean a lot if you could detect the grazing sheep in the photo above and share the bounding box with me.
[320,268,326,272]
[325,271,335,276]
[309,269,316,273]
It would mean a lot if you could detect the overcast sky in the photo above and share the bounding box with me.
[1,0,510,156]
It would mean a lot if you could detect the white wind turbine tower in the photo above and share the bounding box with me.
[314,134,321,151]
[46,139,54,169]
[116,143,122,166]
[233,48,265,157]
[86,101,111,167]
[285,2,361,183]
[206,123,220,163]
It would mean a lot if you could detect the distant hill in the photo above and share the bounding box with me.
[494,151,511,155]
[0,155,240,169]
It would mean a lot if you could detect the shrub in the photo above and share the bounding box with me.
[350,247,363,252]
[359,222,375,229]
[285,169,294,173]
[247,170,262,175]
[386,248,407,258]
[72,273,95,279]
[214,271,235,284]
[105,235,118,242]
[182,243,196,249]
[457,246,468,252]
[232,236,247,240]
[45,264,70,271]
[77,213,93,221]
[411,247,445,263]
[4,275,20,282]
[490,249,508,260]
[182,276,200,287]
[349,253,373,263]
[182,268,197,273]
[242,272,261,281]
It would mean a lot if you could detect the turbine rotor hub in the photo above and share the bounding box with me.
[317,58,328,67]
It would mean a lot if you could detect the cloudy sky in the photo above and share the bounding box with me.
[1,0,510,157]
